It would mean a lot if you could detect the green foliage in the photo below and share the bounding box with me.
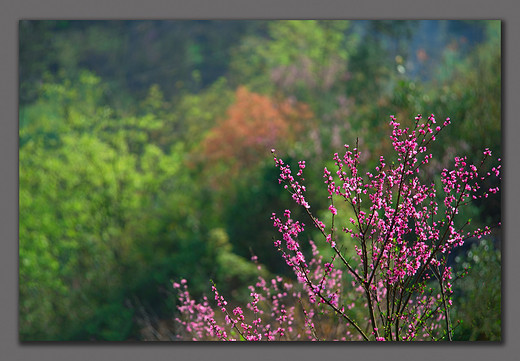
[223,162,290,276]
[451,239,501,341]
[207,228,271,302]
[19,72,241,340]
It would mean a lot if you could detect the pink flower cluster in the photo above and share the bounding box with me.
[173,248,349,341]
[273,155,310,209]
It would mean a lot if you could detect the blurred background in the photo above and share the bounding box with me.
[19,20,501,341]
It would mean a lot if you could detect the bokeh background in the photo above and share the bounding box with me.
[19,20,501,341]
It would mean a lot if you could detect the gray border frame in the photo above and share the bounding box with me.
[3,1,519,360]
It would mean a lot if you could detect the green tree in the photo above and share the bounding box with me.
[19,72,244,340]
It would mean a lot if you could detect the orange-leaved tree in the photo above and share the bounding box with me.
[199,86,313,187]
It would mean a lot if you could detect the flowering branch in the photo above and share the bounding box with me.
[173,113,500,342]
